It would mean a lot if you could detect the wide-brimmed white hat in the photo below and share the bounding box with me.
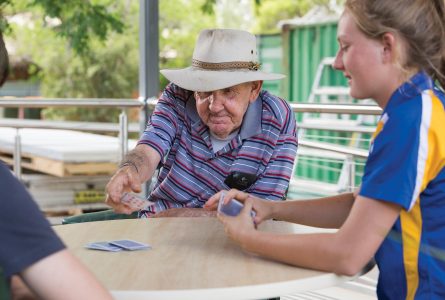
[160,29,285,92]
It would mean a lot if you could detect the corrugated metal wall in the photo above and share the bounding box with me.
[257,34,284,98]
[283,21,345,103]
[258,21,372,190]
[258,24,344,102]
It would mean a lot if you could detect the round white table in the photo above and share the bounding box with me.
[54,217,355,300]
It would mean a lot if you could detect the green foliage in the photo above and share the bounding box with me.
[2,0,124,55]
[7,0,217,122]
[252,0,330,33]
[158,0,217,89]
[201,0,215,14]
[5,0,136,122]
[0,0,12,33]
[3,0,337,123]
[202,0,334,34]
[214,0,254,30]
[40,35,138,122]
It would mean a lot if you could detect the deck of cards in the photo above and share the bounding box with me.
[120,192,155,210]
[85,239,151,252]
[217,192,256,218]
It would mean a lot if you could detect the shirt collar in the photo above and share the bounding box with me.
[385,71,433,112]
[185,94,262,140]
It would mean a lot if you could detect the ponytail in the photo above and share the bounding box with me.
[432,0,445,90]
[438,58,445,91]
[433,0,445,19]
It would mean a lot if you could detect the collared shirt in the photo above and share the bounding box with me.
[360,72,445,299]
[138,83,298,215]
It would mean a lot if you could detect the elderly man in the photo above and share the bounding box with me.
[106,29,298,217]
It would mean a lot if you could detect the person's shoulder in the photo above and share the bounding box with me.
[383,90,435,136]
[433,86,445,104]
[259,90,293,124]
[162,83,194,105]
[386,86,423,120]
[0,161,16,182]
[0,162,33,200]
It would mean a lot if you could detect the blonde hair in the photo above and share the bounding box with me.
[345,0,445,89]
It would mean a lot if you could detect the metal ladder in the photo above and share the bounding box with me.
[293,57,375,194]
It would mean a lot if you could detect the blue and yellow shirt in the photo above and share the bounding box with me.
[360,72,445,299]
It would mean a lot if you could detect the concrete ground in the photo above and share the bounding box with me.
[282,266,379,300]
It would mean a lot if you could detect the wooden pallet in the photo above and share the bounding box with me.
[43,203,109,216]
[43,203,109,225]
[0,151,117,177]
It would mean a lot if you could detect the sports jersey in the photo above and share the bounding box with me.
[360,72,445,299]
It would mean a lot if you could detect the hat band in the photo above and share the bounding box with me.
[192,59,260,71]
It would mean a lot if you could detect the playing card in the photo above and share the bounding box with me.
[218,192,256,217]
[109,239,151,251]
[120,192,155,210]
[85,241,123,252]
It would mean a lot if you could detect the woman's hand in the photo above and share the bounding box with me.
[218,197,258,248]
[204,189,275,225]
[203,190,223,211]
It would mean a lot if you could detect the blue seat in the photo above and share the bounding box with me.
[62,209,138,224]
[0,268,11,299]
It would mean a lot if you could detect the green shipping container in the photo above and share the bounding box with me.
[281,20,345,103]
[257,34,284,98]
[257,19,373,190]
[281,19,371,188]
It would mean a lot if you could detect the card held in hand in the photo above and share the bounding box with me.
[218,192,256,217]
[121,192,155,210]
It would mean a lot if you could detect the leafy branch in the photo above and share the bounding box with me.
[1,0,124,55]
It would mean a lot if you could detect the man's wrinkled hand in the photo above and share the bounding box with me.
[105,166,142,214]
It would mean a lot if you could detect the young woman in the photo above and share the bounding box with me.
[204,0,445,299]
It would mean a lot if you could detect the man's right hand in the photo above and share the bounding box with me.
[105,165,142,214]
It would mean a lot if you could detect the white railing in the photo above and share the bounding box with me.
[0,98,381,188]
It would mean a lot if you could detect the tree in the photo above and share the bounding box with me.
[158,0,217,89]
[3,0,337,123]
[251,0,332,34]
[202,0,335,34]
[6,0,218,122]
[1,0,124,55]
[4,0,136,122]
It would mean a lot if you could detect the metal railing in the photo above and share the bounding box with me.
[0,98,381,187]
[290,101,381,115]
[0,97,155,178]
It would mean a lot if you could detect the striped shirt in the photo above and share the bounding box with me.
[138,83,298,216]
[360,72,445,299]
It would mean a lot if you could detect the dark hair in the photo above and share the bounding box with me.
[345,0,445,89]
[0,32,9,87]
